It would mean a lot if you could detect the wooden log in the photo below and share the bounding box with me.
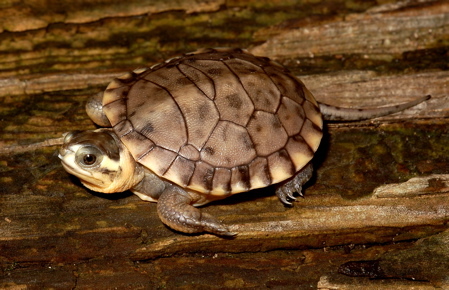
[0,0,448,288]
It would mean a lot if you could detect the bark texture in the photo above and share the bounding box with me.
[1,0,448,288]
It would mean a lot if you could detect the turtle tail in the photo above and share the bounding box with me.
[319,95,430,121]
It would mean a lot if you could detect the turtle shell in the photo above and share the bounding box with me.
[101,48,323,197]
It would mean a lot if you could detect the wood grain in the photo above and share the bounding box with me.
[0,0,448,288]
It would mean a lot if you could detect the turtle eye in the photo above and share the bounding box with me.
[75,146,104,168]
[83,154,97,165]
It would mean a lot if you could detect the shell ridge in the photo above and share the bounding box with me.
[281,143,301,173]
[180,62,217,100]
[172,64,224,151]
[198,120,220,152]
[176,63,214,102]
[259,66,285,113]
[200,119,257,161]
[291,134,315,158]
[226,54,281,114]
[103,94,129,107]
[142,79,189,148]
[135,142,155,162]
[161,150,180,177]
[115,120,134,138]
[298,119,323,154]
[220,60,256,117]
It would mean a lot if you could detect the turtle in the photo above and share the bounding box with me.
[58,47,429,236]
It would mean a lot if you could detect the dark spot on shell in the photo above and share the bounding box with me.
[140,123,154,136]
[226,94,243,109]
[279,149,295,175]
[176,77,192,86]
[207,68,222,76]
[241,133,255,150]
[295,105,304,117]
[136,100,146,108]
[203,168,214,191]
[238,165,251,189]
[194,129,204,140]
[203,146,215,155]
[198,103,209,120]
[255,125,262,132]
[272,117,282,129]
[263,97,271,107]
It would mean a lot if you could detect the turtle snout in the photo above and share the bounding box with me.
[58,146,72,160]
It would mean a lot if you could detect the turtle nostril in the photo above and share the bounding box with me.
[58,146,70,158]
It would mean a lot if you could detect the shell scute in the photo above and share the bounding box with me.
[200,121,257,168]
[267,149,295,184]
[285,134,315,171]
[121,131,156,161]
[224,58,281,113]
[186,60,255,126]
[231,165,251,193]
[139,146,177,176]
[174,87,219,150]
[247,111,288,156]
[277,97,306,136]
[212,167,232,196]
[189,161,215,192]
[127,80,187,153]
[163,156,195,187]
[248,157,271,189]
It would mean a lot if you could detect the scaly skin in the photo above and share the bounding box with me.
[157,185,236,236]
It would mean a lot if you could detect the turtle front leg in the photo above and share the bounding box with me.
[157,185,236,237]
[85,92,111,127]
[275,163,313,205]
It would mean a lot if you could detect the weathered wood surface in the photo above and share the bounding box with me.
[1,0,448,288]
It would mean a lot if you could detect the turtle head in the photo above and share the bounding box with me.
[59,129,144,193]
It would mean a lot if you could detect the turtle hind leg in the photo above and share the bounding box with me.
[157,185,236,237]
[275,163,313,206]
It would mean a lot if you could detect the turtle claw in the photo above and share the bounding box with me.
[275,163,313,206]
[275,186,294,206]
[275,186,297,206]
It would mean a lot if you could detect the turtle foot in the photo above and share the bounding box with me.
[157,186,236,237]
[275,163,313,206]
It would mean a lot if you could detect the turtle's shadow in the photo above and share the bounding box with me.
[67,175,134,200]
